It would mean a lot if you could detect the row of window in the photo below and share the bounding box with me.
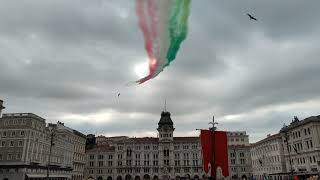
[175,160,199,166]
[2,119,45,132]
[117,144,199,151]
[292,128,311,139]
[288,140,313,152]
[228,132,245,136]
[2,119,27,126]
[229,138,245,142]
[114,168,156,174]
[174,144,198,150]
[289,155,317,165]
[230,152,246,158]
[231,167,247,172]
[255,166,282,172]
[88,169,112,174]
[174,153,199,159]
[0,153,21,160]
[161,133,172,138]
[118,145,158,151]
[231,159,246,165]
[0,130,25,137]
[0,140,24,147]
[252,155,281,166]
[89,159,201,167]
[92,152,199,161]
[88,167,201,175]
[174,168,200,173]
[251,143,279,156]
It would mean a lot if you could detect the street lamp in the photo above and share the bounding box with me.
[282,124,293,180]
[46,125,56,180]
[208,115,218,180]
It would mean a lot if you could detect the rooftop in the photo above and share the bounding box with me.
[1,113,45,121]
[280,115,320,132]
[250,133,281,147]
[158,111,174,127]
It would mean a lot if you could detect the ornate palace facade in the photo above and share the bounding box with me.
[84,111,252,180]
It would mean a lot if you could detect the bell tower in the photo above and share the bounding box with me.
[157,111,175,142]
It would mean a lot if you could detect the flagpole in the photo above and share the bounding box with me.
[209,115,218,179]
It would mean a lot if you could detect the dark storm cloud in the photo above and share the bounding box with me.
[1,0,320,142]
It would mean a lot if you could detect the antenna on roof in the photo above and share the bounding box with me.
[165,98,167,112]
[163,97,167,112]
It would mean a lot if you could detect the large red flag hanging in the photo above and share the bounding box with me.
[213,131,229,178]
[200,130,213,174]
[200,130,229,178]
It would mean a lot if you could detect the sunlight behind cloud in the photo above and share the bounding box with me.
[134,61,149,78]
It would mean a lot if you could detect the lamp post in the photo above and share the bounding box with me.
[209,116,218,180]
[283,125,293,180]
[233,148,238,180]
[46,126,55,180]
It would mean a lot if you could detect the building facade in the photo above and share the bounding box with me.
[72,130,87,180]
[0,113,72,180]
[85,112,203,180]
[227,132,252,179]
[250,134,287,180]
[0,112,86,180]
[279,116,320,178]
[84,111,252,180]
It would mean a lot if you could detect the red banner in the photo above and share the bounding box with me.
[213,131,229,178]
[200,130,229,178]
[200,130,213,174]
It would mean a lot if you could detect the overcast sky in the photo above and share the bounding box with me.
[1,0,320,142]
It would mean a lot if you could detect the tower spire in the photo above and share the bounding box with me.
[164,98,167,112]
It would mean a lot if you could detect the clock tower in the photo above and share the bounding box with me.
[157,111,175,179]
[157,111,175,141]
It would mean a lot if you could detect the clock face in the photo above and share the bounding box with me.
[164,126,169,131]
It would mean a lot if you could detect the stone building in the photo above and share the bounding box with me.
[84,111,252,180]
[279,116,320,178]
[227,132,252,179]
[72,130,87,180]
[0,113,72,179]
[85,111,203,180]
[250,133,287,180]
[52,121,87,180]
[0,108,86,179]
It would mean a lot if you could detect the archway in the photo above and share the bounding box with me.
[175,176,180,180]
[88,177,94,180]
[185,174,191,179]
[107,176,113,180]
[153,176,159,180]
[202,175,207,180]
[117,176,123,180]
[194,175,199,180]
[97,177,103,180]
[143,174,151,180]
[3,178,9,180]
[135,176,141,180]
[125,175,132,180]
[242,175,247,180]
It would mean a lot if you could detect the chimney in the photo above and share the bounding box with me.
[0,100,5,118]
